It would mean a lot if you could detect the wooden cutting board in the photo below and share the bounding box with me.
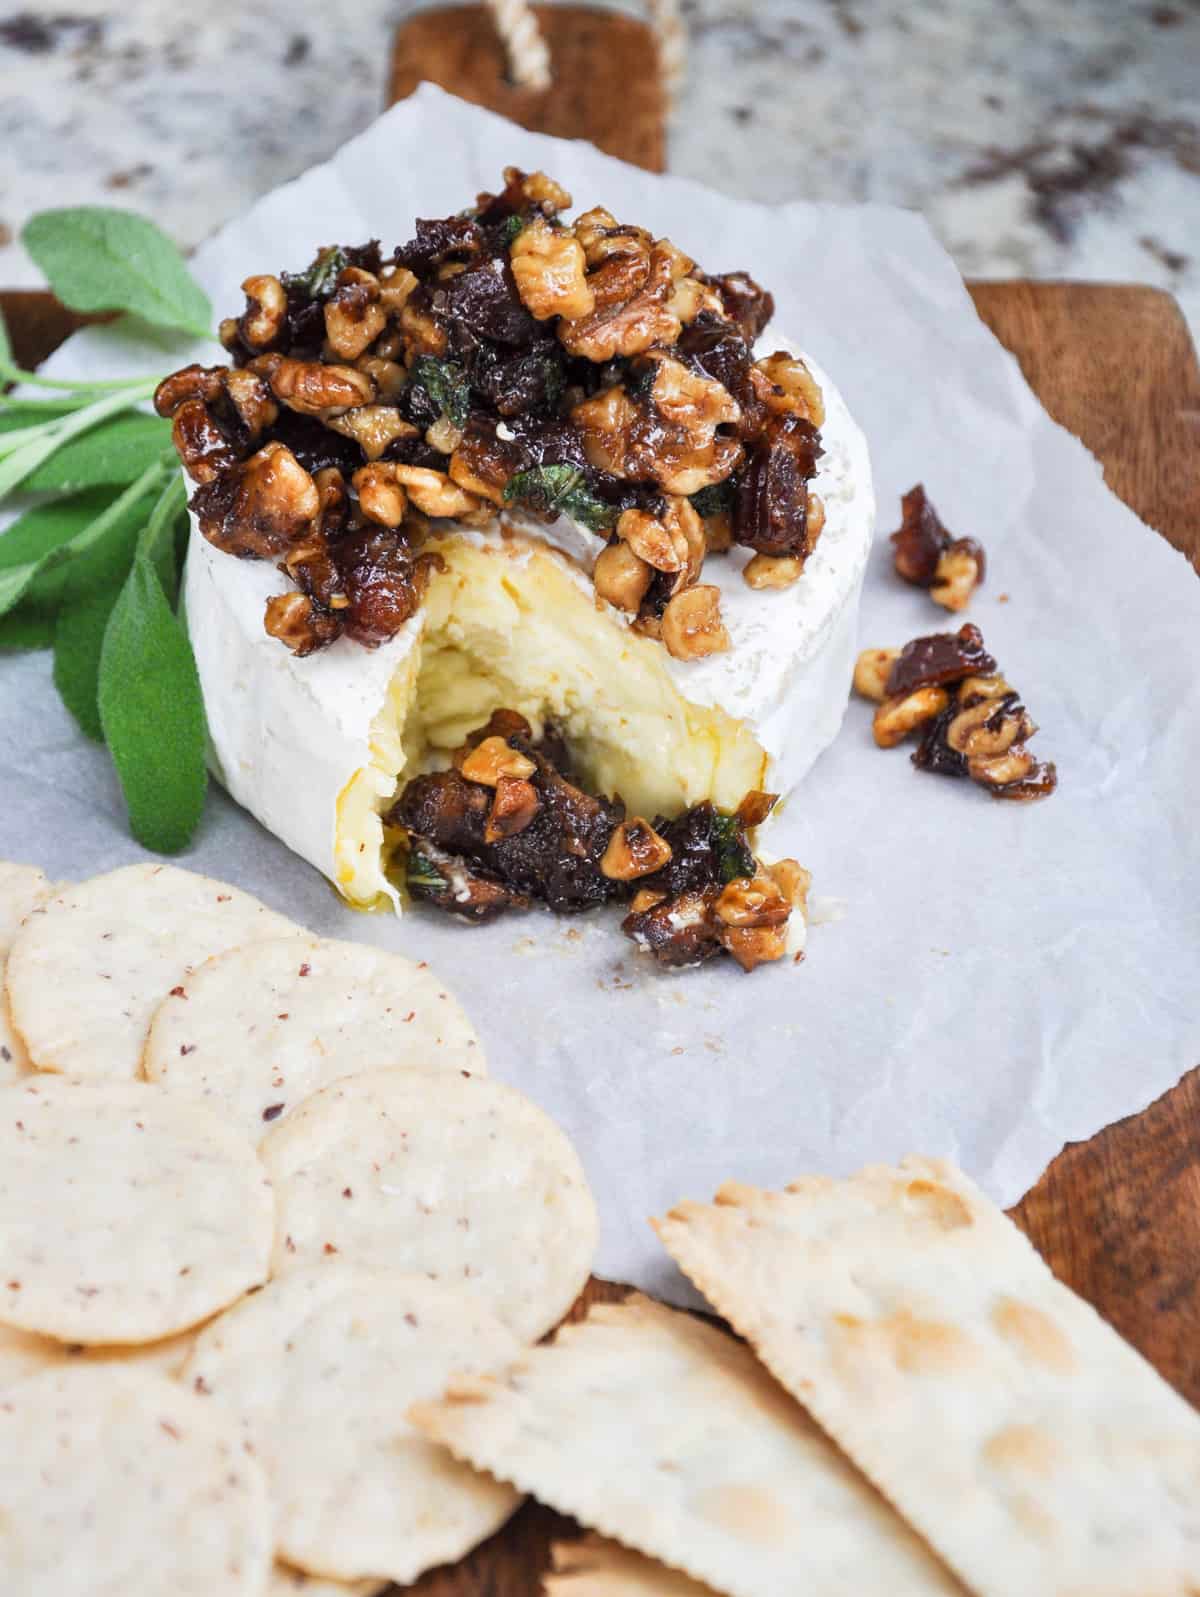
[6,272,1198,1596]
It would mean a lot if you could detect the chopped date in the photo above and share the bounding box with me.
[885,623,998,697]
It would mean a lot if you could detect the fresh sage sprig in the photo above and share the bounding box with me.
[1,206,216,852]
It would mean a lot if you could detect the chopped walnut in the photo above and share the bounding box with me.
[572,381,742,496]
[616,507,689,574]
[191,442,319,558]
[352,463,408,529]
[559,238,684,360]
[385,464,487,521]
[852,647,901,702]
[425,415,464,456]
[378,266,419,315]
[767,858,811,920]
[661,585,730,661]
[324,267,387,361]
[484,776,541,842]
[600,819,673,881]
[328,405,417,461]
[399,297,448,358]
[743,553,803,590]
[890,485,985,612]
[169,400,238,484]
[748,352,825,427]
[593,540,654,614]
[872,686,949,748]
[718,923,789,973]
[458,736,537,787]
[250,354,375,418]
[264,592,342,655]
[945,693,1034,758]
[239,274,287,350]
[650,354,740,441]
[714,872,790,928]
[511,217,595,322]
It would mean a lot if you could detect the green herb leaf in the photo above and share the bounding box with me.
[0,401,79,433]
[54,584,122,740]
[690,481,734,520]
[0,306,11,369]
[135,472,188,605]
[502,464,615,533]
[407,847,449,896]
[409,355,471,430]
[498,214,525,247]
[282,245,348,302]
[99,555,207,853]
[0,609,54,651]
[22,207,212,340]
[0,382,158,498]
[0,491,113,573]
[18,413,172,493]
[711,811,756,885]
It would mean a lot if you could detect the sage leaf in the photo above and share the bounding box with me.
[22,207,212,340]
[282,246,348,302]
[0,491,112,573]
[0,306,11,369]
[502,464,614,533]
[99,556,207,853]
[54,584,121,740]
[136,472,188,604]
[0,383,157,498]
[0,609,54,651]
[409,356,471,429]
[690,481,734,519]
[19,413,172,493]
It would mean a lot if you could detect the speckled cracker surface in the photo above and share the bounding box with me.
[260,1066,597,1341]
[0,1364,272,1596]
[655,1157,1200,1597]
[144,934,483,1143]
[5,863,300,1080]
[182,1266,521,1585]
[545,1536,717,1597]
[0,1322,200,1388]
[410,1294,963,1597]
[0,1077,273,1342]
[0,863,49,1083]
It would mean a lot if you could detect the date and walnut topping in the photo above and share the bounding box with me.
[158,169,827,658]
[387,709,808,973]
[854,624,1057,801]
[890,484,986,612]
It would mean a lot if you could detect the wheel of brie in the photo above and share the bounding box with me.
[162,168,874,973]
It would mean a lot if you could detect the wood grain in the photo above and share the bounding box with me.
[388,5,667,173]
[5,281,1199,1592]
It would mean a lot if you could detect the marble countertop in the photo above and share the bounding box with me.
[1,0,1198,342]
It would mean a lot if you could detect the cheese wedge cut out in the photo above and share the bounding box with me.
[183,347,873,910]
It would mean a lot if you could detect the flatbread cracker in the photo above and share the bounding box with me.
[546,1536,716,1596]
[182,1265,521,1584]
[0,1322,200,1389]
[0,863,50,1083]
[655,1157,1200,1597]
[0,1077,273,1343]
[260,1066,597,1341]
[0,1364,271,1596]
[410,1294,964,1597]
[5,863,299,1080]
[144,934,484,1142]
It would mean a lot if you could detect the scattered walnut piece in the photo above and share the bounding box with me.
[239,274,287,350]
[485,776,541,843]
[458,736,537,787]
[191,441,319,558]
[250,353,375,418]
[748,352,825,427]
[594,540,653,614]
[511,217,595,322]
[714,872,790,928]
[264,591,342,655]
[392,464,487,520]
[890,485,986,612]
[767,858,811,921]
[743,553,803,590]
[324,267,387,361]
[856,627,1056,801]
[352,463,408,529]
[616,507,688,574]
[600,819,673,881]
[718,923,789,973]
[661,585,730,661]
[329,405,417,461]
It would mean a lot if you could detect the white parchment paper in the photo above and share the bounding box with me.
[2,87,1197,1305]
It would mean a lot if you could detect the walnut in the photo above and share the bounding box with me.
[458,736,537,787]
[571,384,639,476]
[191,441,320,559]
[511,217,595,322]
[661,585,730,661]
[386,464,487,521]
[355,356,407,401]
[748,352,825,427]
[873,686,950,748]
[714,872,791,929]
[425,415,464,455]
[222,368,279,440]
[571,382,742,496]
[616,507,689,575]
[238,274,287,350]
[766,858,811,920]
[945,694,1034,758]
[324,267,387,361]
[484,776,541,843]
[153,363,222,418]
[890,485,985,611]
[650,354,740,439]
[600,819,673,881]
[630,888,667,914]
[852,647,901,703]
[352,463,408,529]
[494,166,573,216]
[718,923,789,973]
[743,553,803,590]
[448,420,525,506]
[573,207,651,268]
[170,400,238,484]
[378,266,419,316]
[250,353,375,418]
[264,592,342,656]
[328,405,417,461]
[559,238,685,360]
[593,540,653,614]
[400,297,448,358]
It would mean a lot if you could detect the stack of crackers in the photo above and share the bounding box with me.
[3,860,1199,1595]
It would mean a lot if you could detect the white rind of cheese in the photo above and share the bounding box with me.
[183,345,874,911]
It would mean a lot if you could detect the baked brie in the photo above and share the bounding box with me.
[162,168,874,969]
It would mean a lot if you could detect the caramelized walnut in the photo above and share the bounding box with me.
[748,352,825,427]
[458,736,538,787]
[873,686,949,748]
[890,485,985,612]
[352,463,408,529]
[559,238,685,360]
[743,553,803,590]
[170,400,238,484]
[661,585,729,661]
[593,540,653,613]
[852,647,901,703]
[718,923,789,972]
[600,819,673,881]
[511,217,595,322]
[191,441,319,558]
[250,353,375,418]
[239,274,287,350]
[264,591,342,655]
[616,506,689,575]
[385,464,487,520]
[324,267,387,361]
[328,405,417,461]
[484,776,541,842]
[714,872,790,928]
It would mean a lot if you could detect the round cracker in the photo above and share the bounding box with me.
[182,1266,521,1584]
[260,1066,598,1341]
[0,1322,202,1390]
[0,1077,273,1343]
[144,935,484,1143]
[0,863,51,1085]
[0,1363,271,1596]
[5,863,300,1080]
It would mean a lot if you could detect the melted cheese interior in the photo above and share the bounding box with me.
[334,533,768,907]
